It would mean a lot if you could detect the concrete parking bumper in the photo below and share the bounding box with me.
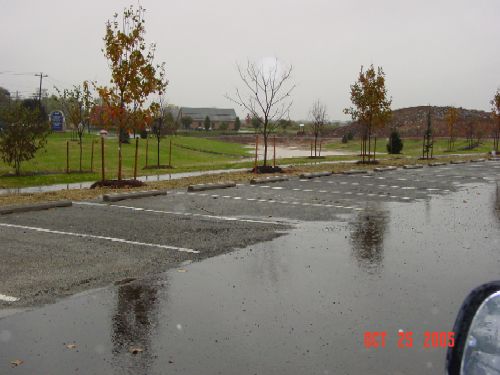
[343,169,369,175]
[374,166,397,172]
[187,182,237,191]
[250,176,289,184]
[429,162,447,167]
[0,200,72,215]
[103,189,167,202]
[299,172,333,179]
[403,164,424,169]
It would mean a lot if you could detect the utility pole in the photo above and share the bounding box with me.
[35,72,48,104]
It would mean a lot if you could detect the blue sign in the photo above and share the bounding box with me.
[50,111,64,131]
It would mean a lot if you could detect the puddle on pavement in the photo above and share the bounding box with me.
[244,145,357,159]
[0,183,499,374]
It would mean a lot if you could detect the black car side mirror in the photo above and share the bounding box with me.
[447,281,500,374]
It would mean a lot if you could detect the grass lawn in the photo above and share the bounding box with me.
[324,137,496,157]
[0,132,253,188]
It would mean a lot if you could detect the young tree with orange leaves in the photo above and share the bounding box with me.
[344,65,392,163]
[445,107,458,151]
[98,5,167,180]
[491,90,500,153]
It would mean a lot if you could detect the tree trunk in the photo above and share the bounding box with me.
[145,136,149,167]
[118,138,122,180]
[494,127,500,152]
[119,128,129,144]
[79,135,83,172]
[314,133,318,157]
[169,138,172,167]
[359,134,365,164]
[263,139,268,166]
[15,159,21,176]
[367,129,371,163]
[157,137,160,167]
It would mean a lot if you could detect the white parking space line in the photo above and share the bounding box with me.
[0,222,199,254]
[187,193,363,211]
[0,293,19,302]
[248,184,420,200]
[74,202,279,225]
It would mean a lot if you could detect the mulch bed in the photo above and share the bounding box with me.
[90,179,146,189]
[251,165,283,174]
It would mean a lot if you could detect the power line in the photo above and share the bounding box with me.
[34,72,48,103]
[0,71,39,76]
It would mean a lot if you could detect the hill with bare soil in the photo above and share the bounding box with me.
[333,106,495,138]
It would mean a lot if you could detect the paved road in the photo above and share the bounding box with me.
[0,160,499,374]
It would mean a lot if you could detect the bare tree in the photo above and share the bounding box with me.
[491,89,500,153]
[226,59,294,168]
[57,82,94,172]
[151,92,170,167]
[309,100,327,157]
[445,107,459,151]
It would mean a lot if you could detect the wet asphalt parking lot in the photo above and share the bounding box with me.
[1,160,500,374]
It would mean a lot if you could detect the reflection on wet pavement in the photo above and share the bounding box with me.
[349,204,388,274]
[112,283,160,374]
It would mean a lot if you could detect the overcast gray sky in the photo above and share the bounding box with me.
[1,0,499,120]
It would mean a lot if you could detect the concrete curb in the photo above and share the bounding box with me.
[0,200,72,215]
[374,166,397,172]
[450,160,467,164]
[470,159,486,163]
[103,190,167,202]
[403,164,424,169]
[299,172,332,179]
[343,169,369,175]
[428,162,447,167]
[250,176,289,184]
[187,182,236,192]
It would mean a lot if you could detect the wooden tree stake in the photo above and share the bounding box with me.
[134,137,139,180]
[66,141,70,174]
[90,140,95,173]
[101,137,105,181]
